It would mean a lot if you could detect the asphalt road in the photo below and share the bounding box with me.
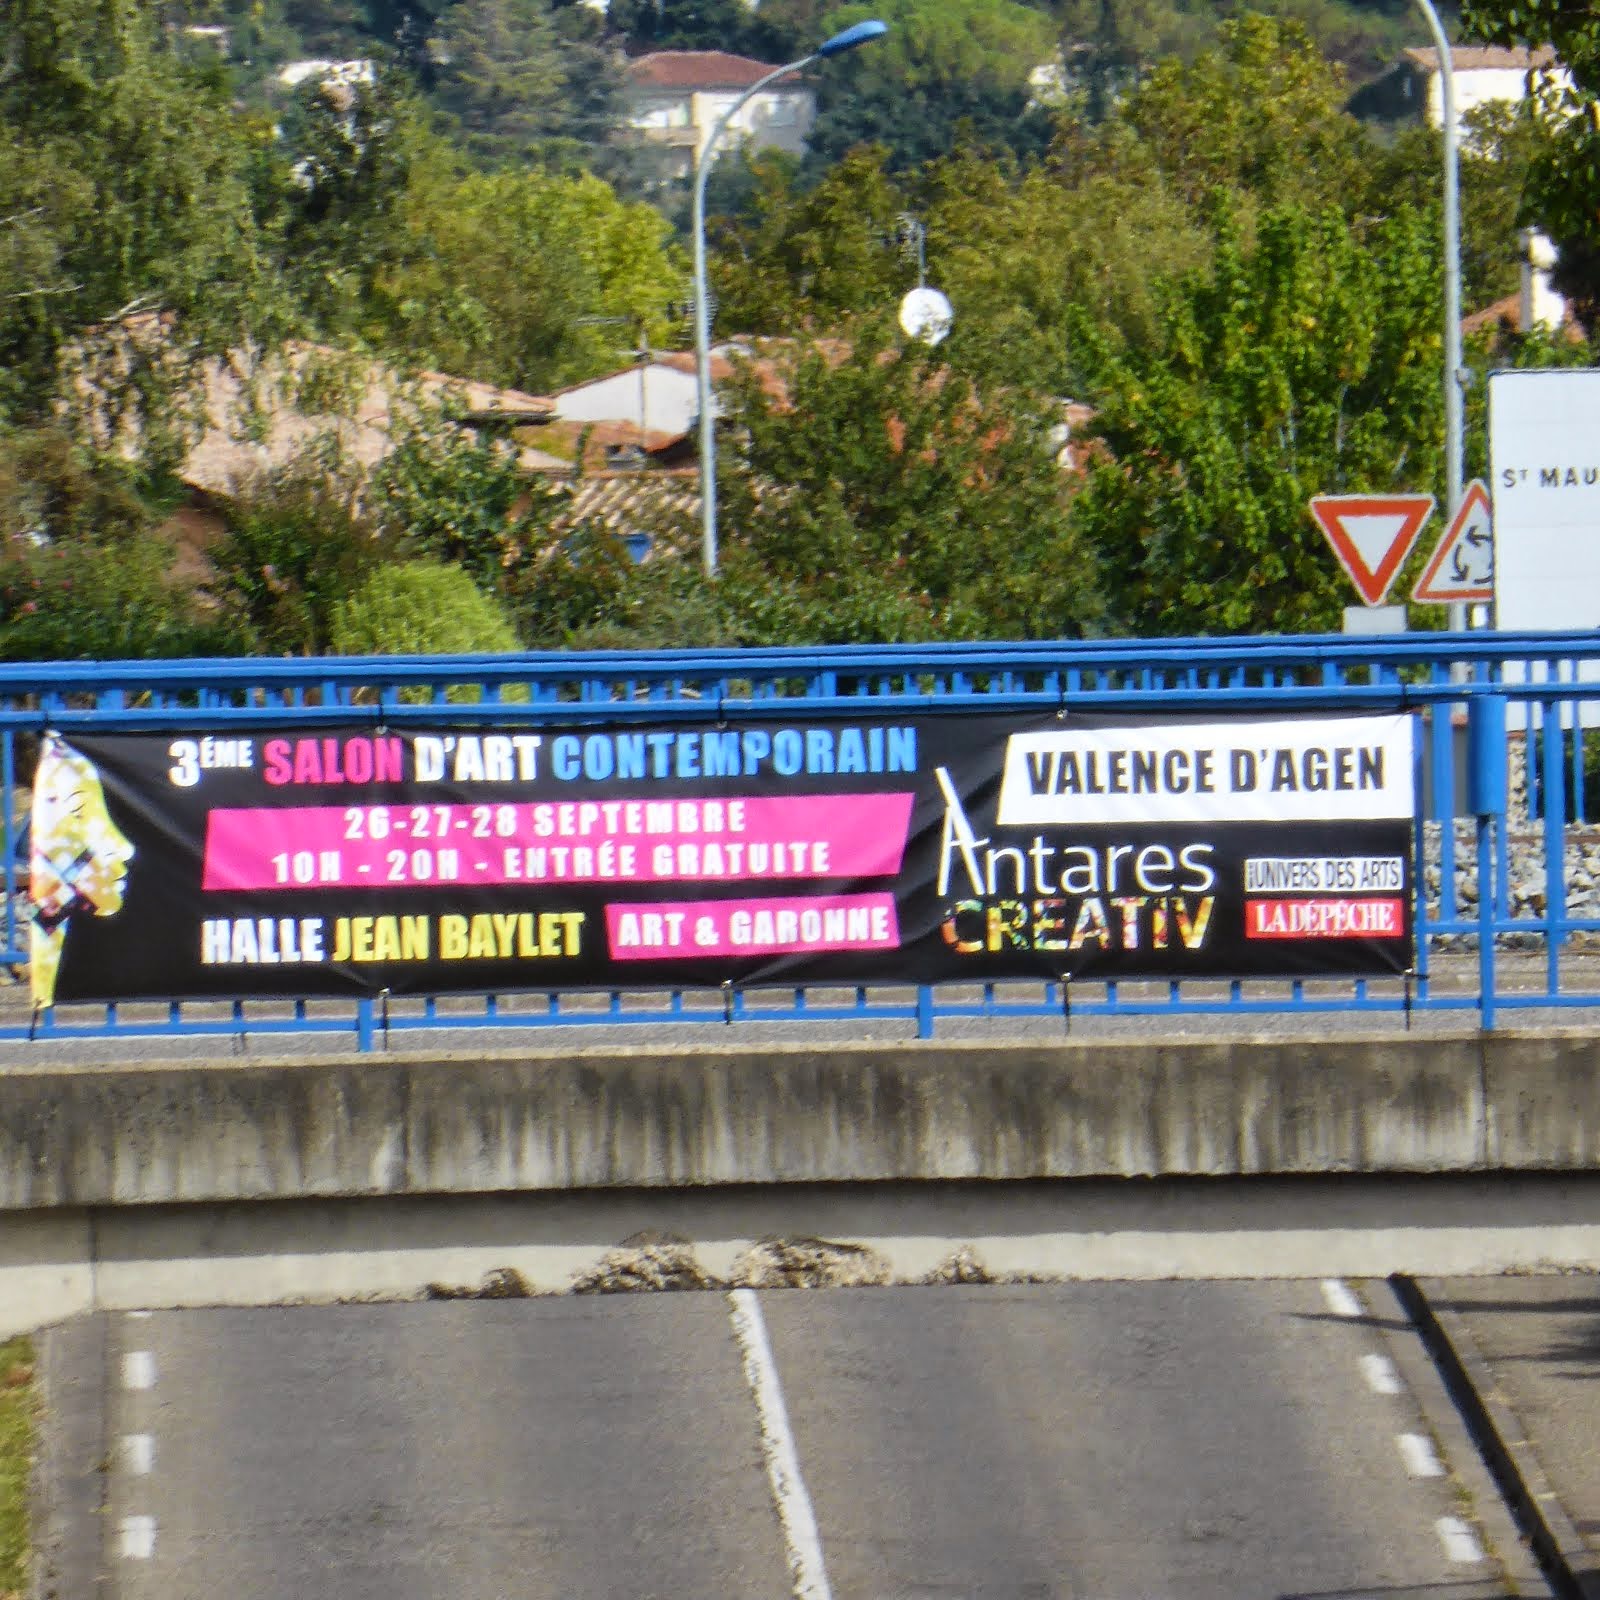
[38,1281,1533,1600]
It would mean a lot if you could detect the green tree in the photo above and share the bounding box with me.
[0,534,243,661]
[1460,0,1600,322]
[207,461,393,653]
[0,426,244,659]
[1456,99,1546,309]
[253,67,423,339]
[0,0,276,446]
[366,0,455,64]
[804,0,1060,171]
[1067,199,1444,636]
[368,421,567,590]
[709,147,909,334]
[920,146,1209,386]
[1110,15,1421,216]
[429,0,622,166]
[364,419,651,650]
[606,0,760,53]
[378,159,686,389]
[716,315,1102,642]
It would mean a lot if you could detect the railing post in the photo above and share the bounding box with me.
[1467,693,1508,1029]
[2,730,14,968]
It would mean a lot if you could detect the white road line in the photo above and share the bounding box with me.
[122,1434,154,1475]
[119,1515,156,1560]
[1436,1515,1485,1563]
[1398,1432,1445,1477]
[1359,1353,1402,1395]
[127,1309,153,1320]
[727,1289,833,1600]
[122,1350,156,1391]
[1321,1279,1363,1318]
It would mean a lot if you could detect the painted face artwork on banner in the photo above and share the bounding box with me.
[28,733,137,1009]
[27,712,1416,1004]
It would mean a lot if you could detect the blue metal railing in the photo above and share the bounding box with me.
[3,631,1599,1048]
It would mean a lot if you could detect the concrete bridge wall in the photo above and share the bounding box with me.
[7,1032,1600,1335]
[3,1032,1599,1210]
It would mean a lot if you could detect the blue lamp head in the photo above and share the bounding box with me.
[816,18,888,55]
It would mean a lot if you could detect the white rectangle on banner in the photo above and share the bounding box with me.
[996,716,1415,826]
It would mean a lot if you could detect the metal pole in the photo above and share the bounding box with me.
[692,20,886,580]
[1414,0,1467,631]
[693,55,819,581]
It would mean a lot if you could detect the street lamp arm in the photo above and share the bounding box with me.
[692,20,888,579]
[692,53,819,581]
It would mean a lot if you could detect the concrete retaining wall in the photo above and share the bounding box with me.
[3,1032,1598,1211]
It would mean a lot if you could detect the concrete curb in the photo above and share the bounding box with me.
[1395,1275,1590,1599]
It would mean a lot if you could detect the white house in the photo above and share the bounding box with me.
[553,354,698,439]
[1392,44,1568,144]
[276,58,376,91]
[1353,44,1573,333]
[623,51,817,177]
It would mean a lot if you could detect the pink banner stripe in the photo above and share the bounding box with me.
[201,794,914,891]
[606,894,900,961]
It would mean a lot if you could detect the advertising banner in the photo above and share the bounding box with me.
[25,711,1416,1006]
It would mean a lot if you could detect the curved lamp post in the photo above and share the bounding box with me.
[692,18,889,579]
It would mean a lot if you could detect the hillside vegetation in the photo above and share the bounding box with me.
[0,0,1592,651]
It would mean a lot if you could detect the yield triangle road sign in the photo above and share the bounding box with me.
[1413,479,1493,604]
[1308,493,1435,607]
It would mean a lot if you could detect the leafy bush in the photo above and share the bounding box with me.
[330,560,525,703]
[330,559,523,656]
[368,424,559,592]
[0,531,246,661]
[208,462,391,655]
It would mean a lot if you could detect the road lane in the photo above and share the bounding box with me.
[759,1281,1512,1599]
[109,1297,791,1600]
[47,1282,1534,1600]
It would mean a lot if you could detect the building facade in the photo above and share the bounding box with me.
[624,51,817,176]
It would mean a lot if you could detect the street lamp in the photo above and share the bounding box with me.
[692,18,889,579]
[1413,0,1468,631]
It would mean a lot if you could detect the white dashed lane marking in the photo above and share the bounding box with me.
[1436,1515,1485,1563]
[119,1515,157,1560]
[1359,1353,1402,1395]
[120,1319,158,1562]
[1321,1279,1363,1318]
[1397,1433,1446,1478]
[1326,1283,1489,1571]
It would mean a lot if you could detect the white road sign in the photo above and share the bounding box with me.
[1488,367,1600,630]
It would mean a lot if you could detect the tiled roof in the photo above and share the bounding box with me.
[534,418,689,467]
[1460,292,1584,343]
[626,51,797,90]
[550,356,712,396]
[545,471,700,538]
[1401,45,1559,72]
[175,343,559,494]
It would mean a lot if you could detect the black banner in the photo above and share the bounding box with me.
[25,711,1416,1005]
